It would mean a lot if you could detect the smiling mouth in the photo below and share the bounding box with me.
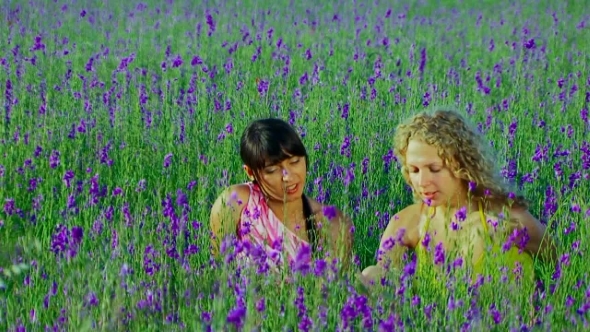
[285,184,298,194]
[422,192,437,198]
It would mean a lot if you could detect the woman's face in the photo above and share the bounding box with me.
[405,139,465,207]
[246,155,307,202]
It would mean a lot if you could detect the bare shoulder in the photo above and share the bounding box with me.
[307,198,352,225]
[394,203,421,223]
[387,203,421,230]
[307,197,324,215]
[506,206,545,230]
[381,203,422,246]
[210,184,251,225]
[507,205,535,219]
[209,184,252,257]
[505,205,557,263]
[213,184,251,207]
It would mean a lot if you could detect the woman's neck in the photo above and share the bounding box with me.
[267,197,305,222]
[431,192,481,218]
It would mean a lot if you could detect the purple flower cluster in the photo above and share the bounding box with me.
[0,0,588,331]
[50,225,84,259]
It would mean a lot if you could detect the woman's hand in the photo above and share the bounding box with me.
[355,267,379,297]
[360,265,384,287]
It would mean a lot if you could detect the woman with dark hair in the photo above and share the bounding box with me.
[209,118,354,273]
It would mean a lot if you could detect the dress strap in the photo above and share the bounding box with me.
[478,200,488,233]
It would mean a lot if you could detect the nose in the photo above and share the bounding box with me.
[417,170,432,187]
[282,169,290,182]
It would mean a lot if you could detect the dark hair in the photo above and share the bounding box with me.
[240,118,317,253]
[240,118,309,173]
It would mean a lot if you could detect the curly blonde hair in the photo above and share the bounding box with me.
[393,107,528,210]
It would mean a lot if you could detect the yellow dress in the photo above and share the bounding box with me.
[413,202,536,307]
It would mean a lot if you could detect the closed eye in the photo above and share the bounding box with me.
[264,167,277,174]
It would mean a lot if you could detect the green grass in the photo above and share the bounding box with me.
[0,0,589,330]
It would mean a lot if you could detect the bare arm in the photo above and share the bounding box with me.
[319,208,355,271]
[510,208,558,265]
[209,185,249,258]
[360,206,418,283]
[374,214,413,270]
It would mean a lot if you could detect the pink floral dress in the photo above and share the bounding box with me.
[235,182,311,272]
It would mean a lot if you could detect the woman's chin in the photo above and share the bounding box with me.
[269,194,302,203]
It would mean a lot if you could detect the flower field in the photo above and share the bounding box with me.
[0,0,589,331]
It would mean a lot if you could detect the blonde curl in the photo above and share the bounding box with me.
[393,107,528,210]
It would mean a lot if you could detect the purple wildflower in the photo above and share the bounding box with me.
[163,153,173,168]
[3,199,15,216]
[257,79,269,97]
[434,242,445,265]
[226,305,246,329]
[63,170,74,188]
[49,150,60,169]
[291,244,312,276]
[322,205,337,220]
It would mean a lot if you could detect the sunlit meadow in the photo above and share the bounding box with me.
[1,0,589,330]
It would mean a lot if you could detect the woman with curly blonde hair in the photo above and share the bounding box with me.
[360,108,556,303]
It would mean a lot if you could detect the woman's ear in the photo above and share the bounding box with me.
[243,165,255,181]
